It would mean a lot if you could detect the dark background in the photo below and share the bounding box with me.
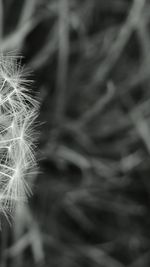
[1,0,150,266]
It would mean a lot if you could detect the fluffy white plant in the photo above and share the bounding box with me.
[0,54,38,215]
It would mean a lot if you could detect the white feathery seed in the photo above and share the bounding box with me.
[0,54,38,214]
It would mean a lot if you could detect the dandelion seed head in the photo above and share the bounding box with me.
[0,54,38,216]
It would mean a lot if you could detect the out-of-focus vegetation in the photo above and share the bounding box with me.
[1,0,150,266]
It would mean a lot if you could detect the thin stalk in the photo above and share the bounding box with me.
[54,0,69,124]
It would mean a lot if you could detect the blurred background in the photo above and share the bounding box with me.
[1,0,150,266]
